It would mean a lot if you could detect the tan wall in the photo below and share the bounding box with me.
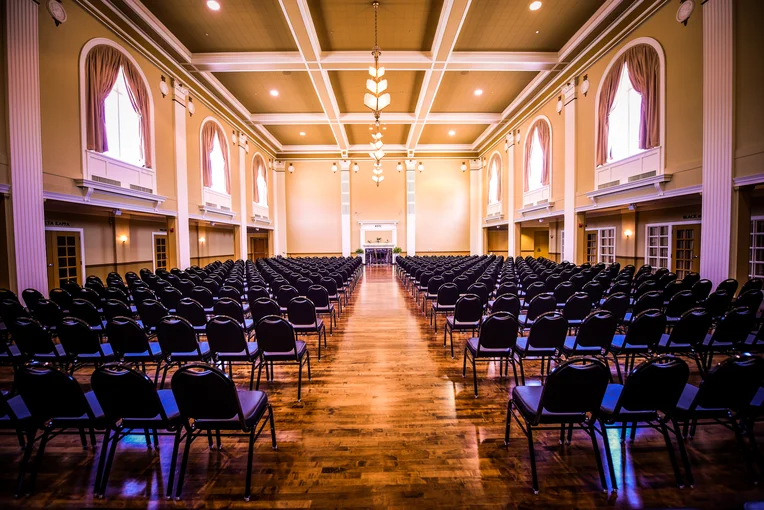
[284,160,342,255]
[189,222,235,266]
[0,4,7,186]
[0,197,9,289]
[735,0,764,178]
[486,227,508,254]
[416,159,470,254]
[350,161,407,252]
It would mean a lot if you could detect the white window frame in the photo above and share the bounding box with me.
[750,215,764,279]
[200,117,232,210]
[594,37,665,190]
[643,220,701,271]
[522,115,552,207]
[79,38,156,193]
[251,152,269,219]
[151,231,168,272]
[584,227,616,264]
[486,151,503,216]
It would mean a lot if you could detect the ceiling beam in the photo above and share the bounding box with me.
[250,112,501,125]
[447,51,559,71]
[320,51,433,71]
[191,52,305,72]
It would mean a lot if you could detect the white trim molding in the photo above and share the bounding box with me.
[733,174,764,188]
[74,178,166,210]
[44,226,87,286]
[522,114,553,207]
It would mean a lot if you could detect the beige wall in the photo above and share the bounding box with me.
[415,159,470,254]
[0,4,7,186]
[189,222,235,266]
[735,0,764,178]
[350,161,407,252]
[486,227,508,254]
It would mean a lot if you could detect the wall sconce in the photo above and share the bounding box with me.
[331,162,338,173]
[417,161,424,172]
[460,161,467,172]
[352,162,359,173]
[187,97,195,116]
[232,131,237,144]
[288,163,294,174]
[396,162,403,172]
[624,229,633,239]
[159,76,169,98]
[119,235,128,244]
[581,74,590,97]
[515,130,521,144]
[268,159,273,170]
[198,236,206,243]
[556,95,563,114]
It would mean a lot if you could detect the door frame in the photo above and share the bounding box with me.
[643,220,701,271]
[44,227,86,285]
[151,231,168,272]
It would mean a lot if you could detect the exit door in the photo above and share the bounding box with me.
[45,230,83,289]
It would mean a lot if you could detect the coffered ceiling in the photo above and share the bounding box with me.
[114,0,637,156]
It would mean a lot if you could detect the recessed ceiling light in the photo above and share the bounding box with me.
[207,0,221,11]
[535,30,540,34]
[448,130,456,136]
[269,89,279,97]
[299,131,306,136]
[529,1,542,11]
[474,89,483,96]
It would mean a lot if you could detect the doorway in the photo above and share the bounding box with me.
[152,232,168,271]
[673,224,701,279]
[45,229,85,289]
[250,237,268,262]
[533,230,549,258]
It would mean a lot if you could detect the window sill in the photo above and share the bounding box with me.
[85,151,156,195]
[523,185,550,207]
[203,187,232,211]
[74,178,166,210]
[585,173,672,205]
[595,146,662,190]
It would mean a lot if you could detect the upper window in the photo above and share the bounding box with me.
[528,129,544,192]
[84,44,152,168]
[253,155,268,206]
[201,119,230,195]
[487,154,501,204]
[523,118,551,193]
[606,63,644,164]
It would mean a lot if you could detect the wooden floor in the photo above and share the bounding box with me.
[1,266,763,508]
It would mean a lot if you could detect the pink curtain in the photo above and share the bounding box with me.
[85,45,123,155]
[595,57,625,166]
[523,127,534,192]
[624,44,660,151]
[491,154,501,200]
[535,120,551,186]
[219,126,231,194]
[121,60,153,168]
[253,155,266,203]
[201,122,217,189]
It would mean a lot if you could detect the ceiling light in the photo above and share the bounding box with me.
[269,89,279,97]
[288,163,294,173]
[535,30,540,34]
[353,162,359,173]
[529,1,542,11]
[474,89,483,96]
[299,131,306,136]
[366,1,390,187]
[207,0,221,11]
[417,162,424,172]
[448,130,456,136]
[461,162,467,172]
[331,162,338,173]
[396,162,403,172]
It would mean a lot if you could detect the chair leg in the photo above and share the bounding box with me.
[671,418,694,488]
[16,430,36,497]
[94,427,113,496]
[306,351,312,380]
[589,423,609,493]
[255,360,264,390]
[298,357,303,402]
[27,427,52,496]
[509,357,519,386]
[612,353,623,384]
[471,355,478,398]
[268,405,278,450]
[450,329,455,359]
[244,428,256,501]
[518,358,526,385]
[99,426,122,497]
[462,348,468,378]
[249,361,257,390]
[527,422,539,494]
[78,427,88,449]
[175,430,194,500]
[599,421,618,493]
[206,430,214,449]
[504,400,513,445]
[166,428,183,499]
[660,420,685,488]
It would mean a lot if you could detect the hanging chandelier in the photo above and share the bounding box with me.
[364,1,390,187]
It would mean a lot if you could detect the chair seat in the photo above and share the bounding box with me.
[513,337,557,357]
[243,318,254,331]
[674,383,730,419]
[466,337,511,357]
[315,304,335,314]
[599,383,659,422]
[167,341,211,361]
[0,344,24,361]
[121,389,181,428]
[216,342,259,361]
[122,341,163,362]
[75,342,116,361]
[609,334,649,353]
[263,340,307,361]
[432,303,455,312]
[292,319,324,333]
[0,392,32,424]
[31,343,71,361]
[193,390,269,430]
[700,334,736,351]
[512,385,587,425]
[655,334,694,352]
[446,316,480,330]
[562,336,604,355]
[748,387,764,417]
[51,390,106,428]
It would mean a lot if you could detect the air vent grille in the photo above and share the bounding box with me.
[628,171,656,182]
[92,176,121,187]
[598,180,620,190]
[130,184,152,194]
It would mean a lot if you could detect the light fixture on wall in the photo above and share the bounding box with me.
[198,236,206,243]
[396,162,403,172]
[353,162,359,173]
[331,162,338,173]
[187,97,195,116]
[581,74,590,97]
[461,162,467,172]
[624,229,633,239]
[364,1,391,187]
[231,131,237,144]
[556,95,563,114]
[417,161,424,173]
[515,130,521,144]
[288,163,294,174]
[159,76,169,98]
[119,235,128,244]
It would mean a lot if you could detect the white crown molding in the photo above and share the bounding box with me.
[0,183,9,195]
[558,0,626,62]
[251,113,330,125]
[415,144,476,153]
[733,173,764,188]
[43,190,177,217]
[447,51,559,71]
[575,184,702,213]
[191,51,305,72]
[348,144,408,153]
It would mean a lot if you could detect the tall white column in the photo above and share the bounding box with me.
[272,161,288,256]
[172,82,191,269]
[237,132,249,260]
[469,159,483,255]
[505,136,516,258]
[562,79,578,263]
[405,160,416,255]
[340,160,351,256]
[700,0,734,286]
[6,0,47,295]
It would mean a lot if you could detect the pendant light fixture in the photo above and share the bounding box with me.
[364,1,390,187]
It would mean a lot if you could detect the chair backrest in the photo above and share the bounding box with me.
[1,299,30,330]
[615,355,690,415]
[703,290,732,318]
[426,276,445,295]
[247,285,270,303]
[58,317,104,356]
[306,285,330,308]
[634,280,659,300]
[276,285,299,307]
[526,311,568,350]
[691,279,713,301]
[633,290,664,315]
[91,363,167,422]
[681,272,700,289]
[137,299,169,330]
[11,317,57,357]
[739,278,763,297]
[319,277,339,296]
[734,289,763,315]
[104,287,129,305]
[496,282,518,298]
[160,287,183,310]
[467,283,490,306]
[535,358,610,421]
[206,315,248,354]
[581,281,604,304]
[251,297,281,324]
[663,280,684,302]
[573,310,617,349]
[255,315,298,355]
[21,288,44,310]
[690,355,764,412]
[624,309,666,349]
[524,281,547,303]
[600,292,629,323]
[563,292,593,322]
[105,317,151,356]
[172,364,244,427]
[16,363,94,424]
[77,287,103,308]
[526,292,556,321]
[0,288,18,304]
[49,288,73,310]
[219,285,243,303]
[665,290,697,318]
[478,312,519,350]
[436,283,459,306]
[155,316,201,355]
[709,307,755,347]
[716,278,739,296]
[453,275,470,294]
[287,296,318,326]
[103,299,132,322]
[454,294,484,322]
[176,298,208,327]
[492,294,520,317]
[666,307,712,347]
[213,297,246,325]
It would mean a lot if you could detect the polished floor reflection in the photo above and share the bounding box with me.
[0,266,762,508]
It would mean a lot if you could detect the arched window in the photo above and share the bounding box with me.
[523,118,551,193]
[596,42,661,166]
[253,154,268,206]
[84,43,152,168]
[201,119,230,195]
[487,154,501,205]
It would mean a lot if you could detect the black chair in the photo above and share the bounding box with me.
[665,290,697,324]
[598,356,692,490]
[732,289,764,316]
[739,278,763,297]
[160,287,183,313]
[57,317,115,372]
[431,283,459,332]
[306,285,336,334]
[491,293,521,317]
[523,281,547,307]
[512,311,568,384]
[553,281,576,308]
[175,297,209,336]
[582,281,604,306]
[255,316,311,401]
[421,276,445,315]
[287,297,328,361]
[654,307,712,373]
[320,277,343,317]
[69,298,105,333]
[251,297,281,326]
[681,272,700,290]
[105,317,162,377]
[103,298,134,323]
[189,286,215,313]
[171,364,277,501]
[626,290,664,322]
[691,279,713,302]
[12,317,69,365]
[703,290,733,321]
[699,307,755,368]
[717,278,739,297]
[49,288,73,313]
[78,287,104,310]
[21,289,44,312]
[505,357,611,494]
[213,297,254,337]
[609,309,666,383]
[463,312,519,396]
[674,355,764,482]
[444,294,484,359]
[247,285,270,304]
[0,388,33,497]
[131,287,157,308]
[137,299,169,333]
[467,282,490,310]
[663,280,684,304]
[519,292,556,329]
[276,285,299,315]
[562,292,593,329]
[90,363,183,498]
[600,292,630,324]
[561,310,618,361]
[155,316,212,388]
[207,315,261,389]
[14,363,106,496]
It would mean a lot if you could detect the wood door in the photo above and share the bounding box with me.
[533,230,549,258]
[250,237,268,261]
[673,225,701,279]
[45,230,82,289]
[586,232,598,264]
[154,234,168,271]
